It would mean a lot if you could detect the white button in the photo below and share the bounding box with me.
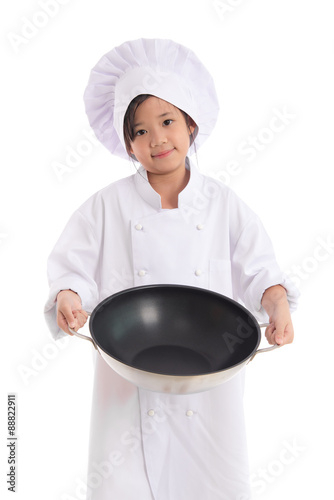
[196,224,204,230]
[135,223,143,231]
[148,409,155,417]
[186,410,194,417]
[195,269,202,277]
[138,270,146,277]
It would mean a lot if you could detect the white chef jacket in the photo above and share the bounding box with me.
[45,158,298,499]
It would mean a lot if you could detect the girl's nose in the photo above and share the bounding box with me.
[150,131,167,147]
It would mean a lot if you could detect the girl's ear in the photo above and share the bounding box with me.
[188,117,197,136]
[128,142,134,155]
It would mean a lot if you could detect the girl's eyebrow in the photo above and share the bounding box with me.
[133,112,175,129]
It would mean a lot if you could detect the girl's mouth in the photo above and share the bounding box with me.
[152,148,174,159]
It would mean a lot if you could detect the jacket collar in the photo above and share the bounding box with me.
[133,157,204,210]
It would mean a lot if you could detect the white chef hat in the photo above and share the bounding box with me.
[83,38,220,160]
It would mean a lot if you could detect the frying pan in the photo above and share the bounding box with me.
[70,284,280,394]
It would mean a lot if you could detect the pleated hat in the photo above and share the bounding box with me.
[83,38,220,160]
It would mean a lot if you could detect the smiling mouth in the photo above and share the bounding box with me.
[152,148,174,159]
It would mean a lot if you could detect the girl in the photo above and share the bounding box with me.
[45,38,299,499]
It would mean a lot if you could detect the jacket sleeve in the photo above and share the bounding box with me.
[44,209,100,340]
[230,201,300,322]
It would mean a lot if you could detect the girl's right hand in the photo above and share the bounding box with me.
[56,289,88,335]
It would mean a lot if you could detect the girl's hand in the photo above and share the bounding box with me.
[261,285,294,346]
[56,289,88,335]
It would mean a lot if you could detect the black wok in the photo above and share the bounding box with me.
[70,285,280,394]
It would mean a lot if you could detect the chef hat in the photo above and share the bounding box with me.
[83,38,220,160]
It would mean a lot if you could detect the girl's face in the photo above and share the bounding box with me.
[129,96,195,177]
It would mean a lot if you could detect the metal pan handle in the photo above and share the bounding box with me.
[247,323,282,363]
[68,313,98,350]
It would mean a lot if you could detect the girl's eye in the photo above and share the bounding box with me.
[163,119,173,126]
[135,129,146,136]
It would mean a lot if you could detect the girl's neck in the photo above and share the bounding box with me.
[147,167,190,209]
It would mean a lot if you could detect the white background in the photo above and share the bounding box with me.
[1,0,333,498]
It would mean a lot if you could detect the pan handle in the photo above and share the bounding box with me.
[68,313,98,350]
[247,323,281,363]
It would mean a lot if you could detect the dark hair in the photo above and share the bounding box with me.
[123,94,197,159]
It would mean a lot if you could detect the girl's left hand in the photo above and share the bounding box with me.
[261,285,294,346]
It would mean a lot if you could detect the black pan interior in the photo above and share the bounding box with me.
[89,285,260,376]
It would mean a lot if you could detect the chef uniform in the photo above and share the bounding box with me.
[44,39,299,499]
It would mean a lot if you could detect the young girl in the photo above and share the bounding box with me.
[45,38,299,499]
